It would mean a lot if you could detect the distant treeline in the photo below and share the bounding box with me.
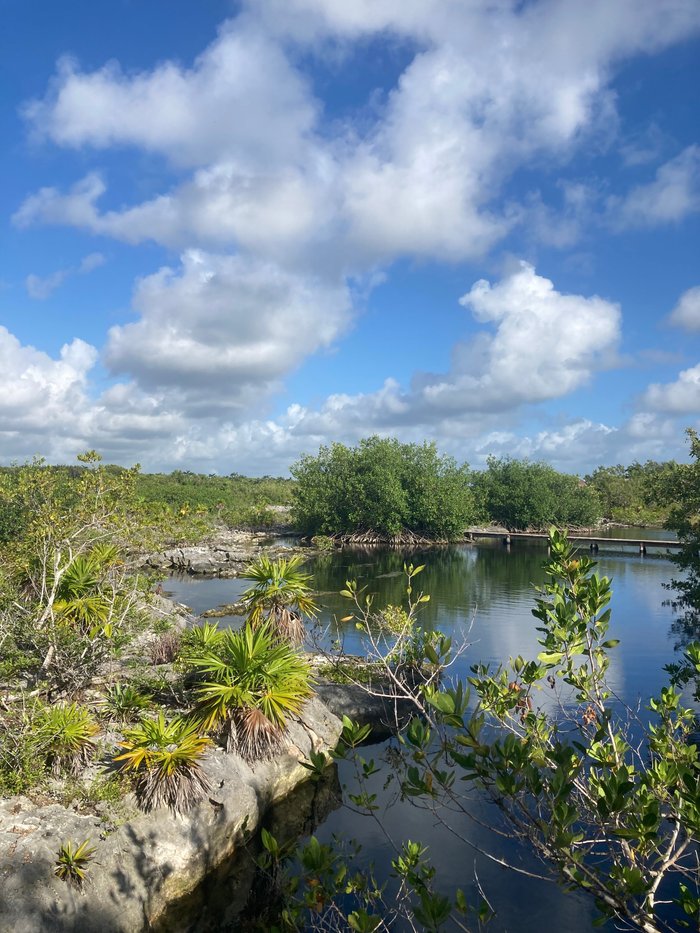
[0,442,678,544]
[292,437,676,539]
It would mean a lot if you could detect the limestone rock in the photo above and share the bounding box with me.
[0,697,341,933]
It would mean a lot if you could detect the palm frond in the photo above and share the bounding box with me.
[183,622,313,760]
[114,713,211,813]
[240,555,317,643]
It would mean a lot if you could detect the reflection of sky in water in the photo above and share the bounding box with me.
[165,542,682,932]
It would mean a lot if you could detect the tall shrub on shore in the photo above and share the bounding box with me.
[0,452,144,689]
[474,456,601,530]
[291,437,475,540]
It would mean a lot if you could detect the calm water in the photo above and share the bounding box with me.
[163,539,687,932]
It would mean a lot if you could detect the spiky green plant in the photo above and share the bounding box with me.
[188,622,313,760]
[241,555,317,643]
[54,838,96,887]
[35,702,99,776]
[100,683,152,722]
[52,544,121,637]
[178,621,224,664]
[113,712,211,813]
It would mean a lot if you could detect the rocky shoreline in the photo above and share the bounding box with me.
[0,697,342,933]
[0,582,412,933]
[141,529,307,576]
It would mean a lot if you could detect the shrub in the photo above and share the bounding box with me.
[291,437,476,540]
[35,702,99,776]
[114,712,211,813]
[188,623,313,759]
[474,456,601,530]
[0,707,45,794]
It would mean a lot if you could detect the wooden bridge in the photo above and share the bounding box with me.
[466,530,681,554]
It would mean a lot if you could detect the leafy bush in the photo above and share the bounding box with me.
[0,707,46,794]
[0,454,145,692]
[188,623,313,759]
[284,531,700,932]
[654,429,700,645]
[292,437,476,540]
[114,713,211,813]
[474,456,602,530]
[586,461,674,525]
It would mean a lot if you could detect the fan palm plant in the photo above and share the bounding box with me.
[241,555,317,643]
[188,622,313,760]
[52,544,121,637]
[114,712,211,813]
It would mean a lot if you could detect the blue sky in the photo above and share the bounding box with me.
[1,0,699,474]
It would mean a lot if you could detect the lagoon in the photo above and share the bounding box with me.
[164,538,686,931]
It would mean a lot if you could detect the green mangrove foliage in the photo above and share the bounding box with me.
[292,436,476,540]
[653,428,700,646]
[473,456,602,530]
[586,461,675,526]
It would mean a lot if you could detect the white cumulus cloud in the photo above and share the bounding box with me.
[104,251,353,416]
[643,364,700,413]
[668,285,700,331]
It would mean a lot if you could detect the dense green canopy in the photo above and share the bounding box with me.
[291,437,476,540]
[473,456,602,531]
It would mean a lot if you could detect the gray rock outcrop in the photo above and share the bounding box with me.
[0,697,341,933]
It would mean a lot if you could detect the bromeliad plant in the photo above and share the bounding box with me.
[100,683,152,723]
[188,622,313,760]
[54,838,96,888]
[241,555,318,644]
[114,712,211,813]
